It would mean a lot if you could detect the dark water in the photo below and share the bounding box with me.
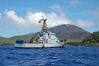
[0,46,99,66]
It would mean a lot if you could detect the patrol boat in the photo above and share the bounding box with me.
[15,17,64,48]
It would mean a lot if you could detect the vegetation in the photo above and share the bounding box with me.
[0,36,83,46]
[0,31,99,46]
[64,39,82,46]
[82,31,99,46]
[0,36,30,45]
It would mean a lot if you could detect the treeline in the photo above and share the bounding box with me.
[82,31,99,46]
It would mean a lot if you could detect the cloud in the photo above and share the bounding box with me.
[46,12,70,27]
[92,8,99,18]
[51,4,62,12]
[4,10,69,27]
[5,10,25,23]
[69,19,99,33]
[24,11,45,26]
[3,10,46,28]
[0,10,70,37]
[0,10,99,37]
[74,19,95,27]
[51,4,66,17]
[69,0,79,6]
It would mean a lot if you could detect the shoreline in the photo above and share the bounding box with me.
[0,43,99,46]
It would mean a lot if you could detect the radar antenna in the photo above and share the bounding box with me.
[38,16,48,33]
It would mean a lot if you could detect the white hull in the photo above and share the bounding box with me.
[14,43,64,48]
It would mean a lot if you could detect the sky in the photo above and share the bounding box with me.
[0,0,99,37]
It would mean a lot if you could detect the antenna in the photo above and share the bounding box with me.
[38,16,48,33]
[38,16,47,23]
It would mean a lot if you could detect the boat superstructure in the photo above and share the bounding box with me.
[15,17,64,48]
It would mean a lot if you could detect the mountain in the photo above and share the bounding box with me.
[26,24,90,39]
[49,24,89,39]
[0,24,90,44]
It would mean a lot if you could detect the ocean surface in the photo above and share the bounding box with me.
[0,45,99,66]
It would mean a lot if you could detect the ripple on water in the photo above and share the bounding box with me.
[0,46,99,66]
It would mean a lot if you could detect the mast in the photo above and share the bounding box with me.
[39,17,48,33]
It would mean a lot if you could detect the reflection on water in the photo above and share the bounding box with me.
[0,45,99,66]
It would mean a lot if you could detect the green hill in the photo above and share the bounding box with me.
[0,36,30,45]
[82,31,99,46]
